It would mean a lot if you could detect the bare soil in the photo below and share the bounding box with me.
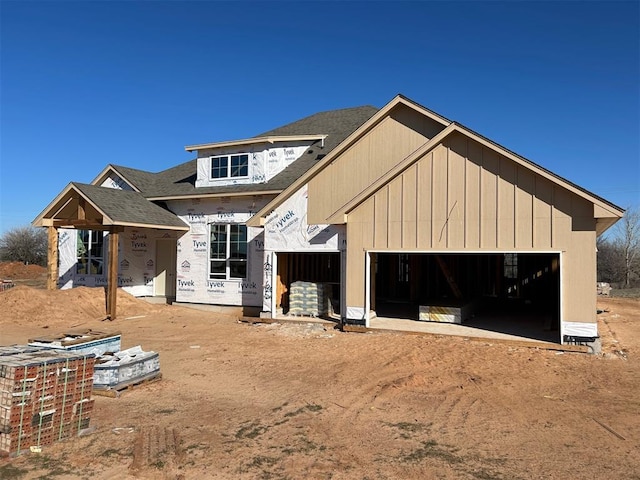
[0,265,639,479]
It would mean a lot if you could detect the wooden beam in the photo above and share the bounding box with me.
[277,254,287,310]
[77,197,86,220]
[50,219,105,228]
[47,226,59,291]
[435,255,463,300]
[106,228,120,320]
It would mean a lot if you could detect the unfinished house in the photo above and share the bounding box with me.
[248,95,624,348]
[33,106,377,316]
[34,95,624,349]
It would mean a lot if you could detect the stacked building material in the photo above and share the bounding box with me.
[289,281,329,317]
[27,329,160,396]
[28,329,122,357]
[93,346,160,390]
[418,303,473,324]
[0,349,95,456]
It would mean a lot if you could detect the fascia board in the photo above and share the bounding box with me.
[457,126,626,218]
[328,123,625,224]
[247,95,431,227]
[32,183,113,227]
[395,94,452,127]
[147,190,282,202]
[185,135,328,152]
[594,203,625,219]
[33,183,76,226]
[90,165,141,192]
[105,220,189,231]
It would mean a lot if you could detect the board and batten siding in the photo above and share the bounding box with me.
[307,104,446,225]
[344,131,597,326]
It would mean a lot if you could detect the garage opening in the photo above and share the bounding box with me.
[275,253,341,317]
[373,253,560,343]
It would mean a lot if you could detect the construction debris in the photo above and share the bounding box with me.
[0,329,160,456]
[597,282,612,296]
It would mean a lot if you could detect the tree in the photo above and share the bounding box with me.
[0,226,48,266]
[596,235,623,284]
[614,206,640,288]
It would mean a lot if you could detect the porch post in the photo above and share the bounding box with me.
[106,228,120,320]
[46,226,59,291]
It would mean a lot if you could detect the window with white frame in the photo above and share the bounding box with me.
[210,154,249,179]
[76,230,104,275]
[209,224,247,279]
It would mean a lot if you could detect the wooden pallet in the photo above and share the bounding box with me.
[93,372,162,398]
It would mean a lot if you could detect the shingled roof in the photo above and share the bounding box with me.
[72,183,188,229]
[107,105,378,199]
[32,182,189,230]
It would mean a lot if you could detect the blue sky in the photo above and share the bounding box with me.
[1,1,638,235]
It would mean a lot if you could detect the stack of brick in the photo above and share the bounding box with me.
[289,281,329,317]
[0,280,15,293]
[0,347,95,456]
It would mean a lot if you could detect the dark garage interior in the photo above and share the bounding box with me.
[373,253,561,343]
[273,251,560,343]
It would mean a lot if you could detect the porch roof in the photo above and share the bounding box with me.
[32,182,189,231]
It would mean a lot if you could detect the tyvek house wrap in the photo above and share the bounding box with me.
[264,184,344,251]
[262,184,345,312]
[57,227,176,297]
[195,143,311,188]
[168,196,272,307]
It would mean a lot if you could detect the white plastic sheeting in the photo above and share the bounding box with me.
[168,196,272,307]
[261,184,345,313]
[264,184,345,252]
[563,321,598,338]
[57,227,177,297]
[56,151,346,311]
[49,170,163,296]
[93,345,160,387]
[195,143,310,188]
[100,172,135,191]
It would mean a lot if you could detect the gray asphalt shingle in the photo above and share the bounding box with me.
[72,183,188,229]
[112,105,378,199]
[67,105,378,227]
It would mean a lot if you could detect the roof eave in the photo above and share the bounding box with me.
[90,165,142,192]
[32,182,109,227]
[247,95,452,227]
[185,135,328,152]
[147,190,283,202]
[327,124,626,223]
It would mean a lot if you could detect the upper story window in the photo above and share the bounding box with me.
[211,154,249,179]
[77,230,104,275]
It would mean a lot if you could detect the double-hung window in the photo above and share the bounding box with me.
[77,230,104,275]
[210,154,249,179]
[209,224,247,279]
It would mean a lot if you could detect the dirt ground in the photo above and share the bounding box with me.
[0,263,639,479]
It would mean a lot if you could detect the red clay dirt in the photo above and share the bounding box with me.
[0,273,638,479]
